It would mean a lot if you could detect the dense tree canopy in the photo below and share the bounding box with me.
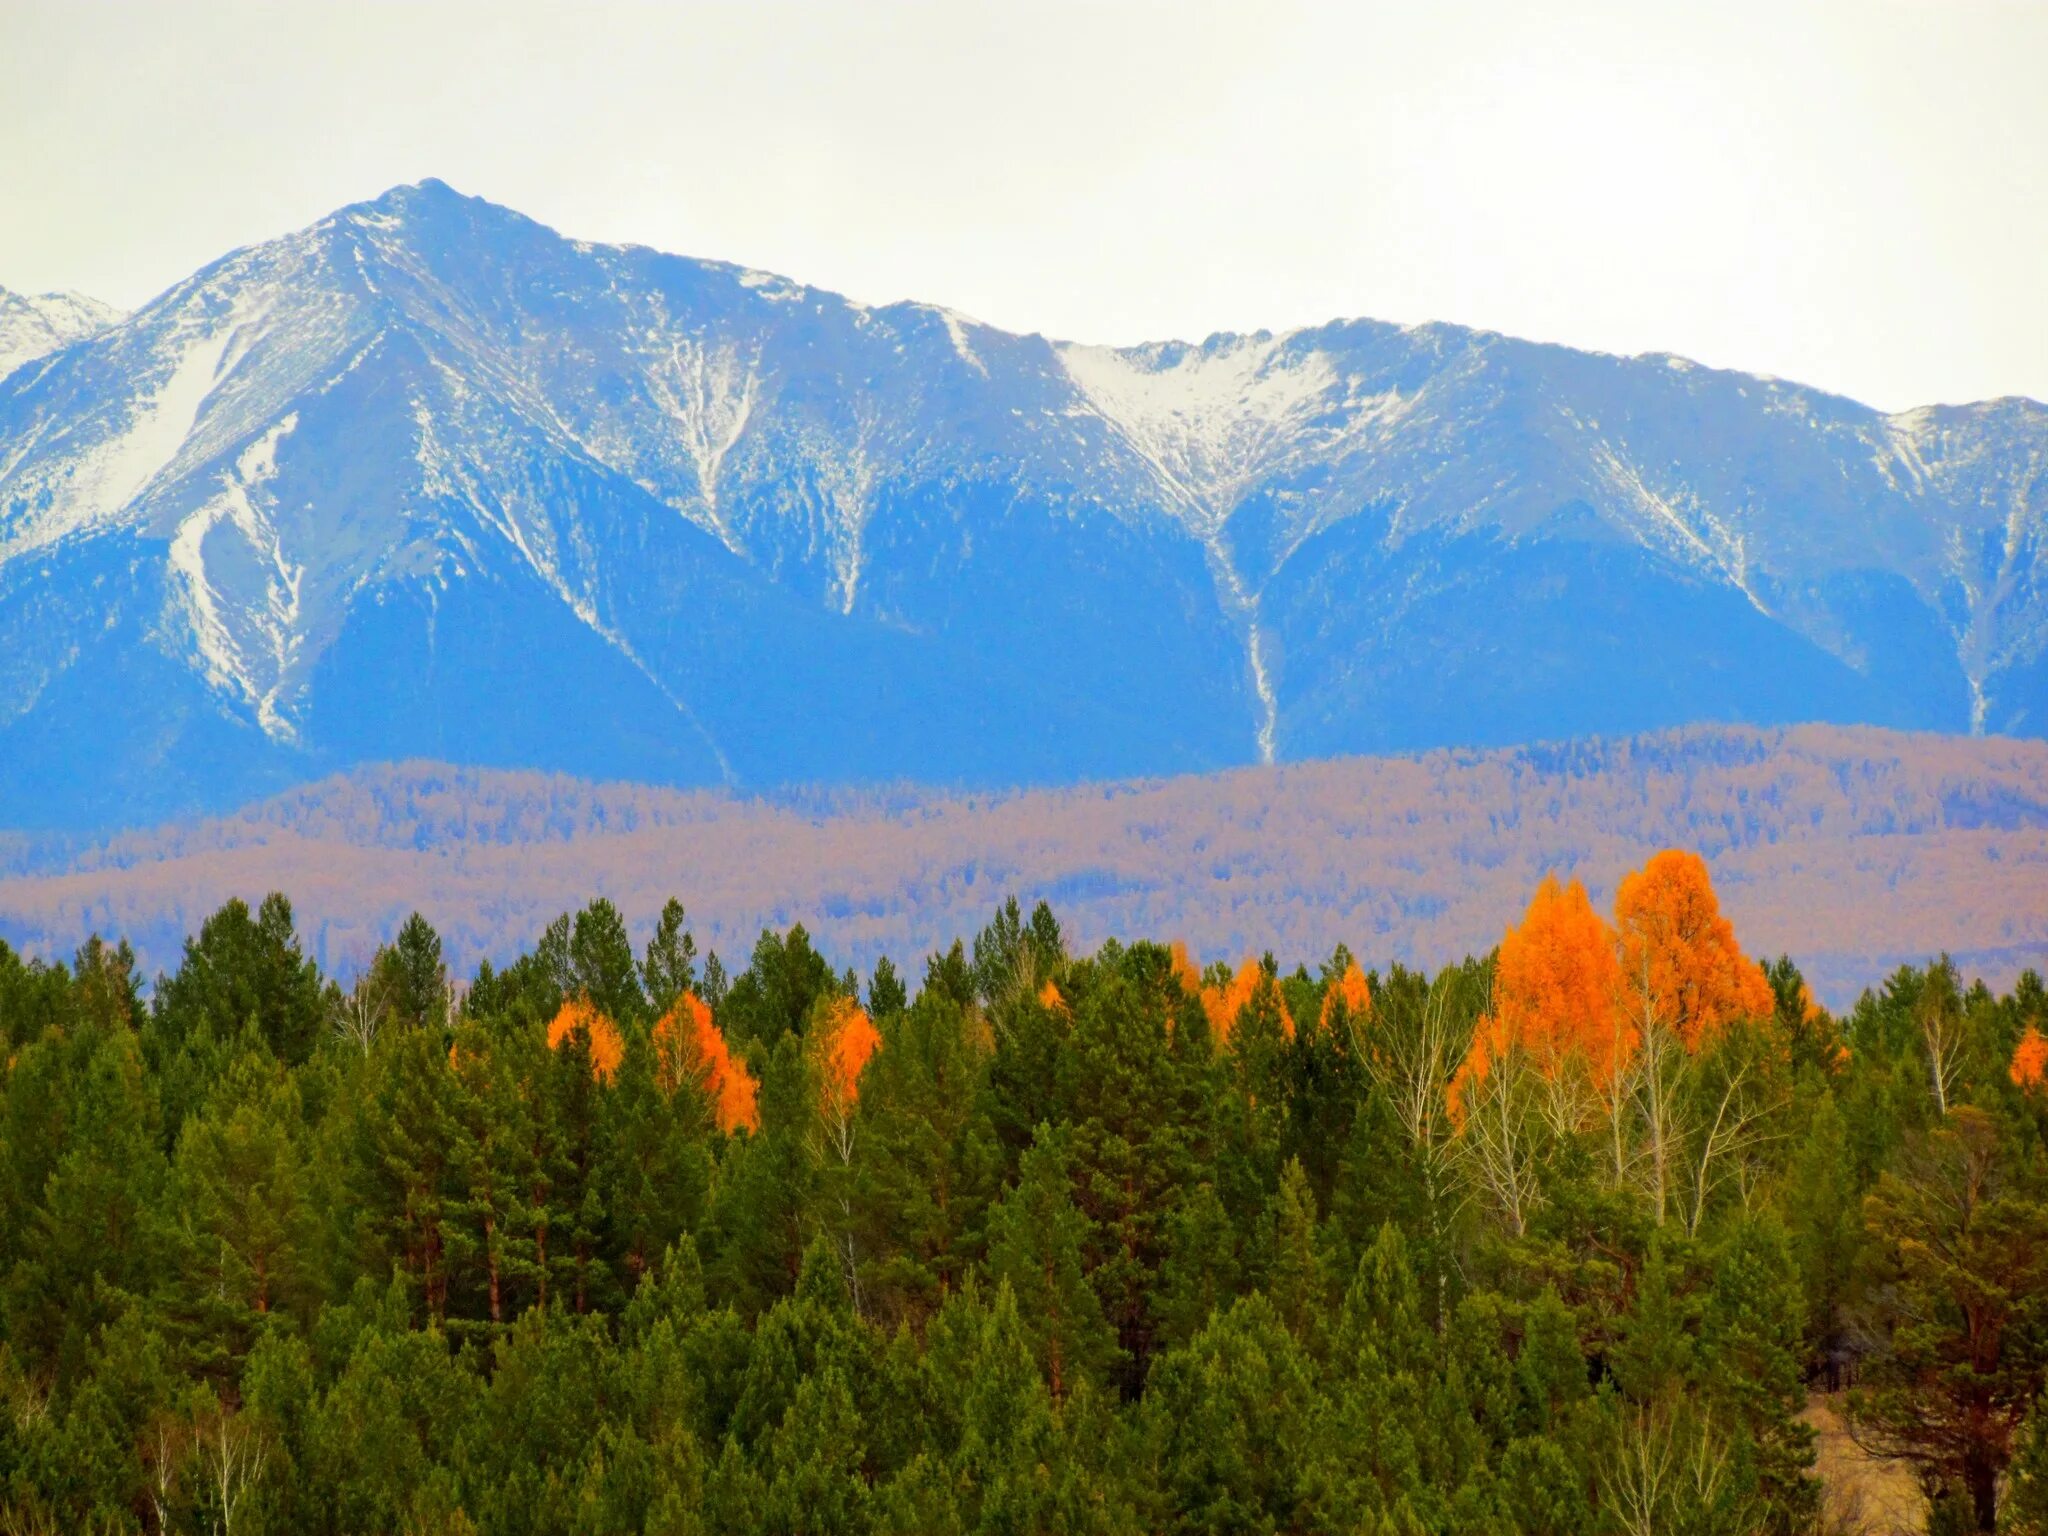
[0,857,2044,1533]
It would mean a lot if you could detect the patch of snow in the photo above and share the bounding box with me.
[738,269,803,303]
[166,413,305,738]
[1874,408,1939,495]
[1593,449,1766,609]
[1244,598,1279,762]
[1056,335,1345,520]
[818,410,881,615]
[2,321,237,563]
[645,336,758,551]
[1056,334,1380,764]
[933,307,989,377]
[1946,525,1992,734]
[413,398,535,574]
[1581,432,1771,617]
[316,332,385,394]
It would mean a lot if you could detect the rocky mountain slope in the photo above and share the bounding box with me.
[2,181,2042,829]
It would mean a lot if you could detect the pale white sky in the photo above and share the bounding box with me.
[3,0,2043,410]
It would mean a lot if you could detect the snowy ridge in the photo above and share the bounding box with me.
[0,287,123,382]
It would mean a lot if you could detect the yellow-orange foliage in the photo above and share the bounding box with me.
[1168,941,1203,997]
[812,995,882,1117]
[1798,982,1822,1026]
[652,991,759,1134]
[1447,1016,1509,1128]
[1613,850,1774,1051]
[1039,979,1067,1011]
[547,998,624,1083]
[1318,961,1373,1037]
[1200,958,1295,1047]
[1497,874,1630,1081]
[2012,1026,2048,1096]
[1449,874,1627,1123]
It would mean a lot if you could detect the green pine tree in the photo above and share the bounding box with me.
[985,1125,1119,1402]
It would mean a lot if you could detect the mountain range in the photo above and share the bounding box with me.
[3,180,2043,831]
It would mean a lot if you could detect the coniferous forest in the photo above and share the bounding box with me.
[3,849,2047,1535]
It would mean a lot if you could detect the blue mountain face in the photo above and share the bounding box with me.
[1,180,2042,830]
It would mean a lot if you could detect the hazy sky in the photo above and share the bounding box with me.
[3,0,2043,410]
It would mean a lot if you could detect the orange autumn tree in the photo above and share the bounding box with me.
[1167,941,1204,999]
[547,997,625,1083]
[1450,874,1627,1126]
[804,993,882,1311]
[810,994,882,1136]
[652,991,760,1134]
[2013,1026,2048,1096]
[1613,849,1774,1051]
[1318,959,1373,1040]
[1450,855,1781,1233]
[1201,957,1295,1049]
[1611,850,1777,1229]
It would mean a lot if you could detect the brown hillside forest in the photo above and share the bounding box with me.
[4,846,2048,1534]
[4,724,2047,1007]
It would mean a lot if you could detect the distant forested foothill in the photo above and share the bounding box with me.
[2,848,2046,1535]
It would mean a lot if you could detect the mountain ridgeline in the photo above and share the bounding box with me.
[2,179,2044,829]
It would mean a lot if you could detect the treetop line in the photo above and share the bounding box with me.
[2,846,2046,1534]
